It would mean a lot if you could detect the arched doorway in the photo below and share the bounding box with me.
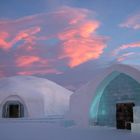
[89,72,140,129]
[2,101,24,118]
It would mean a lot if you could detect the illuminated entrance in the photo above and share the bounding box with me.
[116,103,135,130]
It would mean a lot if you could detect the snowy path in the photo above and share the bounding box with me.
[0,124,140,140]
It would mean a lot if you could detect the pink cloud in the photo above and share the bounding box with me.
[0,6,108,76]
[14,26,41,51]
[0,31,9,39]
[15,26,41,41]
[58,21,107,67]
[120,13,140,29]
[16,56,41,67]
[113,42,140,55]
[0,26,41,51]
[0,32,11,50]
[117,52,135,62]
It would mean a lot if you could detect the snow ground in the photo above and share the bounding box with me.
[0,123,140,140]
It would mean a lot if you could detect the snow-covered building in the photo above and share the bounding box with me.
[0,76,72,119]
[68,64,140,130]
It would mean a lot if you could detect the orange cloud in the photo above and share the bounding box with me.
[120,13,140,29]
[16,56,40,67]
[58,21,107,67]
[59,21,99,39]
[79,21,100,37]
[113,42,140,55]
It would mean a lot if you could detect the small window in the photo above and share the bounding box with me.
[2,101,24,118]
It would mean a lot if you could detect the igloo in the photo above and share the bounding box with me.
[0,76,73,119]
[68,64,140,130]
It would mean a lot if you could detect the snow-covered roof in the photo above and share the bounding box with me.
[0,76,73,118]
[129,64,140,71]
[74,64,140,96]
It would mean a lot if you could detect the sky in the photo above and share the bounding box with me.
[0,0,140,90]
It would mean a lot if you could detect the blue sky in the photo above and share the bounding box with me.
[0,0,140,90]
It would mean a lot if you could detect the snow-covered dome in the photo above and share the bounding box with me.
[0,76,73,118]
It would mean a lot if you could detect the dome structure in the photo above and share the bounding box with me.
[0,76,73,118]
[68,64,140,129]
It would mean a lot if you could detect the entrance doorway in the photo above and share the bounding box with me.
[9,104,20,118]
[116,103,135,130]
[3,101,24,118]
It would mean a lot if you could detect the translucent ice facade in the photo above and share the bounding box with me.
[90,72,140,127]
